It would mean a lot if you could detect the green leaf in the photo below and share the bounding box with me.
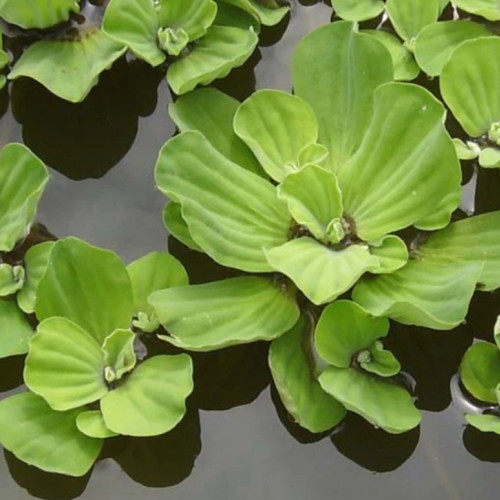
[101,354,193,437]
[127,251,188,327]
[386,0,441,44]
[155,131,291,272]
[216,0,289,26]
[151,276,300,351]
[0,392,103,476]
[9,30,127,103]
[0,299,34,358]
[158,27,189,56]
[452,138,480,161]
[465,414,500,434]
[319,366,421,434]
[76,411,118,439]
[0,143,49,252]
[414,21,493,77]
[277,164,343,242]
[265,237,378,305]
[167,25,258,95]
[293,21,393,171]
[17,241,54,314]
[314,300,389,368]
[269,315,346,433]
[163,202,202,251]
[169,88,263,176]
[214,1,261,31]
[234,90,319,182]
[332,0,384,21]
[479,147,500,169]
[453,0,500,21]
[0,264,24,296]
[25,317,107,411]
[460,342,500,404]
[368,235,409,274]
[102,329,137,382]
[441,37,500,137]
[363,30,419,81]
[35,237,134,344]
[102,0,165,67]
[361,341,401,378]
[338,83,461,241]
[0,0,79,29]
[158,0,217,42]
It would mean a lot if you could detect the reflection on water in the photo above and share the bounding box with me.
[2,0,500,499]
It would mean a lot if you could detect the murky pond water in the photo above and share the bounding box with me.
[2,1,500,498]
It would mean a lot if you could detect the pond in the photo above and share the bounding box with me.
[1,1,500,498]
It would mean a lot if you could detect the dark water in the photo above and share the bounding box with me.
[2,1,500,499]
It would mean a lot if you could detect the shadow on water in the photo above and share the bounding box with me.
[10,58,163,180]
[463,426,500,462]
[0,355,25,393]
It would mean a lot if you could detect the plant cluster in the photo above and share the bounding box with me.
[1,0,500,482]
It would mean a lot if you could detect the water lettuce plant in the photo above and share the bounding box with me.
[459,315,500,434]
[0,0,79,29]
[0,237,194,476]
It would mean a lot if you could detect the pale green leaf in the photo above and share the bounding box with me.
[460,342,500,404]
[167,25,258,95]
[293,21,393,171]
[414,21,493,77]
[234,90,319,182]
[441,37,500,137]
[0,0,79,29]
[269,315,346,433]
[151,276,300,351]
[155,131,291,272]
[214,1,261,31]
[338,83,461,241]
[101,354,193,437]
[361,341,401,378]
[453,0,500,21]
[0,143,49,252]
[332,0,384,21]
[17,241,55,314]
[102,0,165,66]
[368,235,409,274]
[216,0,289,25]
[102,329,137,382]
[35,237,134,344]
[363,30,419,81]
[76,411,118,439]
[319,366,421,434]
[163,202,202,251]
[157,27,189,56]
[0,264,24,296]
[0,299,34,358]
[277,164,343,242]
[314,300,389,368]
[466,414,500,434]
[25,317,107,411]
[9,30,127,103]
[0,392,102,477]
[479,147,500,169]
[298,143,329,167]
[265,237,378,305]
[452,138,480,161]
[168,87,263,176]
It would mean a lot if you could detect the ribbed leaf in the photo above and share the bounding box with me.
[338,83,461,241]
[363,30,419,81]
[167,25,258,95]
[415,21,493,77]
[155,131,291,272]
[369,235,409,274]
[0,299,34,358]
[265,238,378,305]
[234,90,319,182]
[460,342,500,404]
[216,0,289,25]
[0,392,102,477]
[163,202,202,251]
[76,411,118,439]
[0,0,79,29]
[35,238,134,344]
[9,30,127,103]
[0,264,24,296]
[293,21,393,171]
[314,300,389,368]
[319,366,422,434]
[332,0,384,21]
[269,315,346,433]
[466,414,500,434]
[17,241,54,314]
[25,317,107,411]
[453,0,500,21]
[150,276,300,351]
[361,342,401,378]
[168,88,263,176]
[102,329,137,381]
[101,354,193,437]
[102,0,165,66]
[0,144,49,252]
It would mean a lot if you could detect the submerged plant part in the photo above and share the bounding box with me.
[0,238,194,476]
